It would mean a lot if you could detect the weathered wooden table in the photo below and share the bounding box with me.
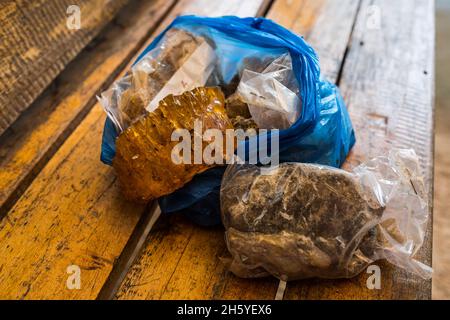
[0,0,434,299]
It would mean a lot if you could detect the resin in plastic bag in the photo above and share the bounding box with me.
[220,149,431,280]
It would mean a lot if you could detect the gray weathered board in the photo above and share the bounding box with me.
[0,0,130,135]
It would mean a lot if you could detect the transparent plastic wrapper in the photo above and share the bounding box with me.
[220,149,431,280]
[99,29,216,132]
[237,53,301,129]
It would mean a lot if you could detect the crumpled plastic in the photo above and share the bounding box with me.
[221,149,432,280]
[237,53,301,129]
[99,28,215,132]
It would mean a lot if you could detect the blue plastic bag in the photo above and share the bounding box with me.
[100,15,355,225]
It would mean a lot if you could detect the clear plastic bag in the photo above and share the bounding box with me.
[99,29,216,132]
[237,53,301,129]
[220,149,431,280]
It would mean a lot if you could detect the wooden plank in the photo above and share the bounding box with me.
[432,4,450,300]
[267,0,359,82]
[0,0,130,135]
[115,0,360,300]
[0,0,271,300]
[115,215,279,300]
[0,103,145,300]
[0,0,176,217]
[285,0,434,299]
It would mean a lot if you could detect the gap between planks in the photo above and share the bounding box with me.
[334,0,363,87]
[0,0,130,135]
[97,201,162,300]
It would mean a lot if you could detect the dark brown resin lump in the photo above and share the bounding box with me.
[224,93,258,131]
[114,87,233,202]
[220,163,385,280]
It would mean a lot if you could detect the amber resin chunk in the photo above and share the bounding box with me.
[113,87,233,202]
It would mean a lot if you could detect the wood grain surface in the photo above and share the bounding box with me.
[0,0,130,135]
[285,0,434,299]
[0,0,271,300]
[0,0,434,300]
[433,3,450,299]
[0,0,176,218]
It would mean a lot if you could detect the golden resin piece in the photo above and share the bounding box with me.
[113,87,233,202]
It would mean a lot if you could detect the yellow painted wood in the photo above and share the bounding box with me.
[0,0,271,300]
[116,215,279,300]
[0,103,145,299]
